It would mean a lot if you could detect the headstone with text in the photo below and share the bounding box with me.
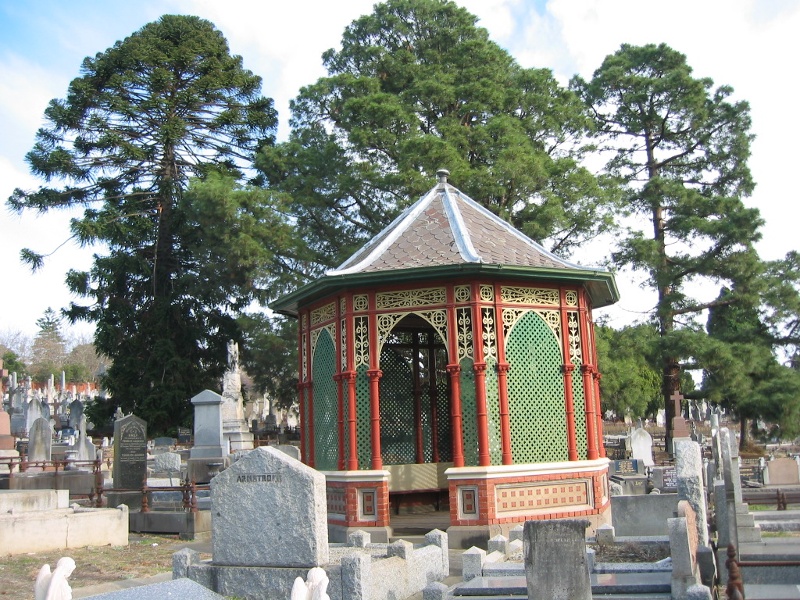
[112,414,147,489]
[211,446,328,568]
[524,519,591,600]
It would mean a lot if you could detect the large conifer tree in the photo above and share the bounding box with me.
[8,15,282,433]
[573,43,762,450]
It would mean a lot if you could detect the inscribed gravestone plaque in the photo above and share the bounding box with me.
[113,414,147,489]
[211,446,328,568]
[524,519,591,600]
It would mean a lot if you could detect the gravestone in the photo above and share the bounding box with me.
[220,340,254,452]
[523,519,591,600]
[113,414,147,489]
[154,451,182,474]
[668,500,708,598]
[68,399,84,430]
[0,411,14,451]
[26,396,45,434]
[187,390,228,483]
[28,417,52,461]
[674,439,709,547]
[766,457,800,486]
[211,446,328,568]
[630,426,654,467]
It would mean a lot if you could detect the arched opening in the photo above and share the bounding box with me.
[378,313,451,466]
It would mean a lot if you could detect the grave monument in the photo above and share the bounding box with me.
[220,340,254,453]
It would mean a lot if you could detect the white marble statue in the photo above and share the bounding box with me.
[227,339,239,372]
[291,567,330,600]
[35,557,75,600]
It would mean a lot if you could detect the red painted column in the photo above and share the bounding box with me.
[446,286,465,467]
[307,382,316,467]
[493,283,513,465]
[471,282,490,466]
[447,364,465,467]
[367,294,383,470]
[334,373,345,470]
[562,364,579,461]
[581,364,598,460]
[368,369,383,470]
[298,382,307,464]
[344,371,358,470]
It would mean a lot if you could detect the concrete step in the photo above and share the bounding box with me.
[452,572,671,596]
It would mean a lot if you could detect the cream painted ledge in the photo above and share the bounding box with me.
[445,457,610,481]
[321,469,390,483]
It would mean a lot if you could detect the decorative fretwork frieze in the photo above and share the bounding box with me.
[568,311,582,364]
[482,307,497,359]
[301,333,308,380]
[310,323,336,366]
[377,313,405,354]
[455,285,471,303]
[417,310,448,350]
[354,316,369,368]
[538,310,561,340]
[311,302,336,326]
[480,285,494,302]
[456,307,473,362]
[341,319,347,371]
[354,294,369,312]
[565,290,578,307]
[376,287,446,310]
[501,286,560,306]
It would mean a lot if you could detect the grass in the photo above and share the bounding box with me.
[0,534,209,598]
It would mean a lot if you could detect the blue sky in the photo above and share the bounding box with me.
[1,0,799,341]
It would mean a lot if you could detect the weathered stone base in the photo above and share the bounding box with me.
[327,523,392,543]
[175,553,341,600]
[129,509,211,540]
[0,504,128,555]
[5,470,95,495]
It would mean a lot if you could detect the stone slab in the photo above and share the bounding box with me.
[113,415,147,489]
[767,457,800,485]
[456,572,671,595]
[79,577,225,599]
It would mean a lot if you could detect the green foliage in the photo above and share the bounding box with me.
[595,323,662,418]
[7,15,281,435]
[1,349,27,379]
[260,0,619,275]
[30,308,68,383]
[573,44,762,444]
[237,313,298,410]
[703,287,800,440]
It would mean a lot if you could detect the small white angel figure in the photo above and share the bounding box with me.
[290,566,330,600]
[34,557,76,600]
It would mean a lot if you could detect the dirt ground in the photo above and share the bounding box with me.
[0,534,208,599]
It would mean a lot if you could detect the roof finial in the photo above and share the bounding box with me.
[436,169,450,185]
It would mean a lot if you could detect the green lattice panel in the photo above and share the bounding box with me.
[356,364,371,469]
[485,356,502,465]
[506,310,568,463]
[435,348,452,462]
[571,353,588,460]
[460,358,478,466]
[379,346,416,465]
[312,330,338,471]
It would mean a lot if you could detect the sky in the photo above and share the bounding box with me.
[1,0,799,342]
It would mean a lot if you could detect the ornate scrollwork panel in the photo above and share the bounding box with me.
[501,285,560,306]
[376,287,446,310]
